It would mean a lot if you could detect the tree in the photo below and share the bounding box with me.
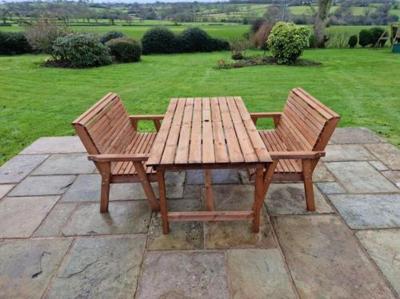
[313,0,333,48]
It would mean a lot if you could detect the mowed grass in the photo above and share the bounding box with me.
[1,48,399,164]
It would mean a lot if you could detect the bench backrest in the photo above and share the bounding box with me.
[72,93,136,155]
[277,88,340,151]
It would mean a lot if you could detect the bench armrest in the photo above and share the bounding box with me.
[269,151,325,160]
[88,154,149,162]
[129,114,164,132]
[250,112,282,126]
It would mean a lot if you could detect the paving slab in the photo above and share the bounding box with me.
[204,185,276,249]
[9,175,76,197]
[266,183,333,215]
[136,251,229,299]
[226,249,297,299]
[62,172,184,203]
[330,127,384,144]
[204,211,276,249]
[0,196,59,238]
[45,235,146,299]
[325,161,398,193]
[323,144,374,161]
[62,201,151,236]
[357,230,400,296]
[365,143,400,170]
[273,215,395,299]
[182,184,202,199]
[186,169,240,184]
[370,160,389,171]
[0,184,14,199]
[147,199,204,250]
[32,154,95,175]
[0,154,48,184]
[312,162,335,182]
[328,194,400,229]
[33,203,77,237]
[0,238,72,299]
[382,171,400,189]
[20,136,86,154]
[316,182,346,195]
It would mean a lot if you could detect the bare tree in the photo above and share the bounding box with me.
[314,0,333,48]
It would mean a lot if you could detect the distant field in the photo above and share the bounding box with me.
[1,48,399,164]
[0,22,383,44]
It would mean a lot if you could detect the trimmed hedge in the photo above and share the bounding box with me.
[51,33,112,68]
[348,35,358,48]
[141,26,229,54]
[141,27,177,54]
[106,37,142,62]
[359,29,372,47]
[0,32,32,55]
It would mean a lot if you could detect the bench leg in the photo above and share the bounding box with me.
[302,159,316,212]
[252,165,265,233]
[134,162,160,211]
[204,169,215,211]
[157,169,169,234]
[98,162,111,213]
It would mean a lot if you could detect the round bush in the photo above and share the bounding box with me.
[141,27,176,54]
[369,27,385,46]
[359,29,372,47]
[0,32,32,55]
[51,33,112,68]
[177,28,229,52]
[348,35,358,48]
[267,22,310,65]
[106,37,142,62]
[100,31,124,44]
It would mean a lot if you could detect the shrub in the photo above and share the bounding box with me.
[0,32,32,55]
[230,38,250,60]
[348,35,358,48]
[51,33,112,68]
[267,22,310,65]
[106,37,141,62]
[369,27,385,46]
[359,29,372,47]
[141,27,176,54]
[100,31,124,44]
[25,19,68,53]
[177,28,229,52]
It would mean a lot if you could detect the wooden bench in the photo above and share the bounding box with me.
[72,93,163,213]
[251,88,340,211]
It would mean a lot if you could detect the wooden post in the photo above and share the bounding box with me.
[98,162,111,213]
[157,168,169,234]
[302,159,316,211]
[204,169,215,211]
[252,165,265,233]
[134,162,160,211]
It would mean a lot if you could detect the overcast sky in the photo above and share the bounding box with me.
[0,0,231,3]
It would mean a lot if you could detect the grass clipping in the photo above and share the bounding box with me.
[215,55,321,69]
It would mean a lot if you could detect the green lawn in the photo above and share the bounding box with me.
[0,48,399,164]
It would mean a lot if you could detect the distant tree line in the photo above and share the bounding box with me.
[0,0,398,27]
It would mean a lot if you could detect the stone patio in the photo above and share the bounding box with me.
[0,127,399,298]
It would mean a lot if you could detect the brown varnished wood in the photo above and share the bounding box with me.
[72,93,161,212]
[252,88,340,211]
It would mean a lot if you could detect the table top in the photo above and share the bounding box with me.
[147,97,272,168]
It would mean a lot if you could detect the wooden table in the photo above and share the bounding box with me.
[147,97,277,234]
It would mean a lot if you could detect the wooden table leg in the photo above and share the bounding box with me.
[252,165,265,233]
[157,168,169,234]
[204,169,215,211]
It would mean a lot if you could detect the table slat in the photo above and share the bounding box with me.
[202,98,216,164]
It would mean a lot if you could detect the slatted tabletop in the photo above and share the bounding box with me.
[147,97,272,168]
